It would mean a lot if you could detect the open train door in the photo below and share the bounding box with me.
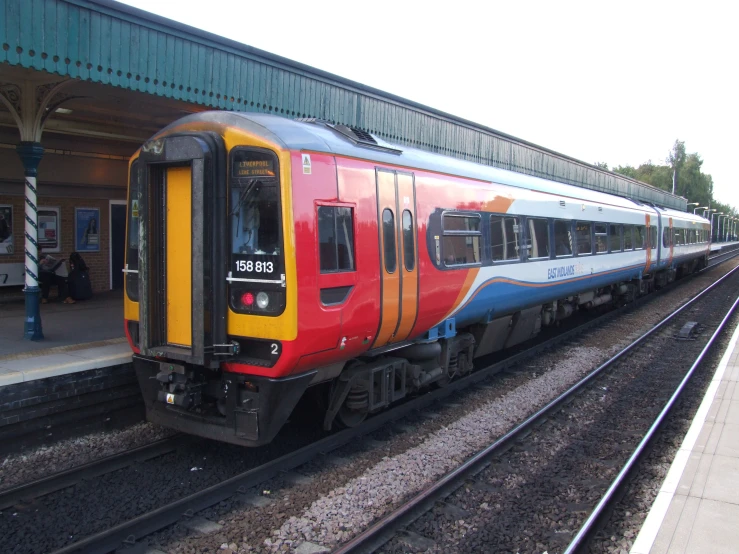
[373,169,419,348]
[136,134,229,368]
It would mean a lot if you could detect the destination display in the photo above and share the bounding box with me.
[231,154,276,178]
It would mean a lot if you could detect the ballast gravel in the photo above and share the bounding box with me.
[0,422,173,491]
[266,346,609,552]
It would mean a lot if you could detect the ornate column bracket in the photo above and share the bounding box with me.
[1,79,77,141]
[0,82,24,133]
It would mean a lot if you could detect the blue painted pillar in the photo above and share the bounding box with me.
[17,141,45,341]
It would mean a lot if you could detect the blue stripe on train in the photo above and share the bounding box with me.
[453,265,644,325]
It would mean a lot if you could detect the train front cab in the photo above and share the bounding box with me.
[123,126,311,447]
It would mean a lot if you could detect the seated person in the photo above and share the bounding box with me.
[39,251,75,304]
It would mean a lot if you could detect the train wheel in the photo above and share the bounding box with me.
[336,383,369,428]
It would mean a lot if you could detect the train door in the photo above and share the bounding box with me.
[164,166,193,347]
[374,169,419,347]
[137,134,228,368]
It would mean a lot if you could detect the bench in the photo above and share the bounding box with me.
[0,263,25,287]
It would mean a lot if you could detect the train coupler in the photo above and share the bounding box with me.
[154,365,204,409]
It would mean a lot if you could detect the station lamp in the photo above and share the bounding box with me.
[711,212,724,241]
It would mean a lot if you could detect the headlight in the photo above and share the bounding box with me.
[256,291,270,309]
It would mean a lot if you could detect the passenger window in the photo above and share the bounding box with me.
[402,210,415,271]
[609,224,622,252]
[527,218,550,259]
[624,225,633,250]
[443,213,480,232]
[651,226,658,249]
[382,208,396,273]
[595,223,608,253]
[554,220,573,256]
[491,215,521,261]
[576,221,592,255]
[634,226,645,250]
[663,227,671,247]
[443,236,480,265]
[443,213,482,266]
[318,206,355,273]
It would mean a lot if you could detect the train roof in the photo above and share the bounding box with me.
[163,111,708,223]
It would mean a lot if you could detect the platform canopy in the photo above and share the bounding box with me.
[0,0,687,210]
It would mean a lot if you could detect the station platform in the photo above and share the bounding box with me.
[0,291,130,386]
[631,312,739,553]
[710,240,739,253]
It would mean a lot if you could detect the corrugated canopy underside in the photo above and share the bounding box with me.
[0,0,687,211]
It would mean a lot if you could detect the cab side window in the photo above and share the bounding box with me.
[318,206,355,272]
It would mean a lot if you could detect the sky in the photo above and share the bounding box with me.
[117,0,738,209]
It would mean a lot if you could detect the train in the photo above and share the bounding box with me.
[123,112,711,446]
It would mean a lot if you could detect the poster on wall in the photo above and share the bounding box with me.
[0,205,12,255]
[75,207,100,252]
[38,207,61,253]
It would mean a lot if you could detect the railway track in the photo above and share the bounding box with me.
[0,436,184,512]
[333,260,739,553]
[565,293,739,553]
[708,243,739,266]
[3,249,737,554]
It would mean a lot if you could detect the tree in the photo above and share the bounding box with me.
[594,161,609,170]
[667,140,686,195]
[609,141,735,215]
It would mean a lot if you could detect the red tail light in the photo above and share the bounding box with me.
[241,292,254,306]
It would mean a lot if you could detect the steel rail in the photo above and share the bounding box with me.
[332,263,739,554]
[564,293,739,553]
[708,246,739,267]
[47,252,739,554]
[45,317,600,554]
[0,436,184,511]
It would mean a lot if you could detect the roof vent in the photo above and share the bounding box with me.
[559,200,566,208]
[598,207,603,212]
[334,124,377,145]
[297,118,402,155]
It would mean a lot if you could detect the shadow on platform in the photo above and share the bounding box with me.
[0,290,125,359]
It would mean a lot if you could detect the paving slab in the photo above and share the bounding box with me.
[685,498,739,553]
[701,454,739,504]
[714,422,739,458]
[725,399,739,424]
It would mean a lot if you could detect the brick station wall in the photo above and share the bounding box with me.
[0,194,112,293]
[0,363,142,451]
